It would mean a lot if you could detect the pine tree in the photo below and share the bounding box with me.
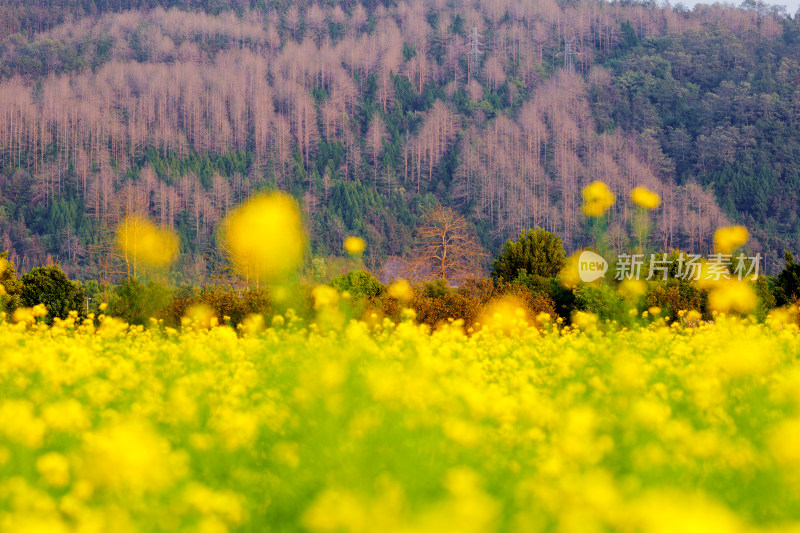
[491,228,566,282]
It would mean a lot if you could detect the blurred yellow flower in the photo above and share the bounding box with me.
[582,181,615,217]
[707,280,758,314]
[0,400,45,447]
[769,418,800,466]
[36,452,70,488]
[619,279,647,299]
[116,215,178,269]
[479,296,529,334]
[12,307,35,324]
[344,236,366,255]
[572,310,598,331]
[713,226,749,254]
[312,285,339,309]
[82,419,185,493]
[559,251,587,289]
[388,279,413,302]
[223,192,306,282]
[184,304,218,329]
[630,186,661,209]
[240,313,265,335]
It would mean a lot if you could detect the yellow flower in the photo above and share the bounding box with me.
[581,181,615,217]
[344,236,366,255]
[36,452,70,488]
[619,279,646,299]
[630,186,661,209]
[184,304,218,329]
[685,309,702,323]
[116,215,179,268]
[240,313,265,335]
[388,279,413,302]
[222,192,306,282]
[713,226,749,254]
[312,285,339,309]
[82,419,186,493]
[0,400,46,447]
[769,418,800,466]
[572,310,598,331]
[12,307,35,324]
[479,296,530,334]
[707,280,758,314]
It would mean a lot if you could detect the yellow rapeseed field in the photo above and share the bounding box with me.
[1,308,800,533]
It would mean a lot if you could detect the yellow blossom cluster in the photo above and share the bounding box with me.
[1,305,799,531]
[630,186,661,210]
[713,225,750,254]
[116,215,179,268]
[222,192,306,282]
[344,236,366,255]
[581,181,615,217]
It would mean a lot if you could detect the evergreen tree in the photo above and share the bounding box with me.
[491,228,566,282]
[775,251,800,306]
[19,265,85,321]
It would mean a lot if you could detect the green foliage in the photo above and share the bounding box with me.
[165,286,271,327]
[491,228,566,282]
[0,251,21,313]
[330,270,385,300]
[410,277,557,329]
[109,278,172,326]
[19,265,85,322]
[644,278,708,320]
[402,42,416,60]
[4,1,800,281]
[753,275,777,321]
[775,251,800,306]
[310,257,328,284]
[513,271,576,320]
[573,283,627,324]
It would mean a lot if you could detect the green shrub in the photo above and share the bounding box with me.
[514,271,576,320]
[491,228,566,282]
[330,270,385,299]
[412,283,479,329]
[573,283,627,323]
[775,251,800,306]
[496,281,558,320]
[109,278,172,325]
[0,251,21,314]
[19,265,85,322]
[643,278,708,320]
[165,286,273,327]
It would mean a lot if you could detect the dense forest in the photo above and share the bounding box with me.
[0,0,799,283]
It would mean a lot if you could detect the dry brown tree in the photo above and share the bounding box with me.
[406,205,487,283]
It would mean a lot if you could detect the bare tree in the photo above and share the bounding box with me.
[407,205,487,283]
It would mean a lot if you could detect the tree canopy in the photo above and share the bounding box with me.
[491,228,567,282]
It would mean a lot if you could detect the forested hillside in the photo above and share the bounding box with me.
[0,0,799,282]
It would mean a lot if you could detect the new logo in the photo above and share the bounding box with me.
[578,250,608,282]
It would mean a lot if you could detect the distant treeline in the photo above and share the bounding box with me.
[0,0,799,283]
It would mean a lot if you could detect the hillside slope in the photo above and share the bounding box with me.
[0,0,798,280]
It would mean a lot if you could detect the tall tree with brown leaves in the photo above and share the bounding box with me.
[407,205,486,283]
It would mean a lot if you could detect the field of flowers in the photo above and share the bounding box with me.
[2,308,800,533]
